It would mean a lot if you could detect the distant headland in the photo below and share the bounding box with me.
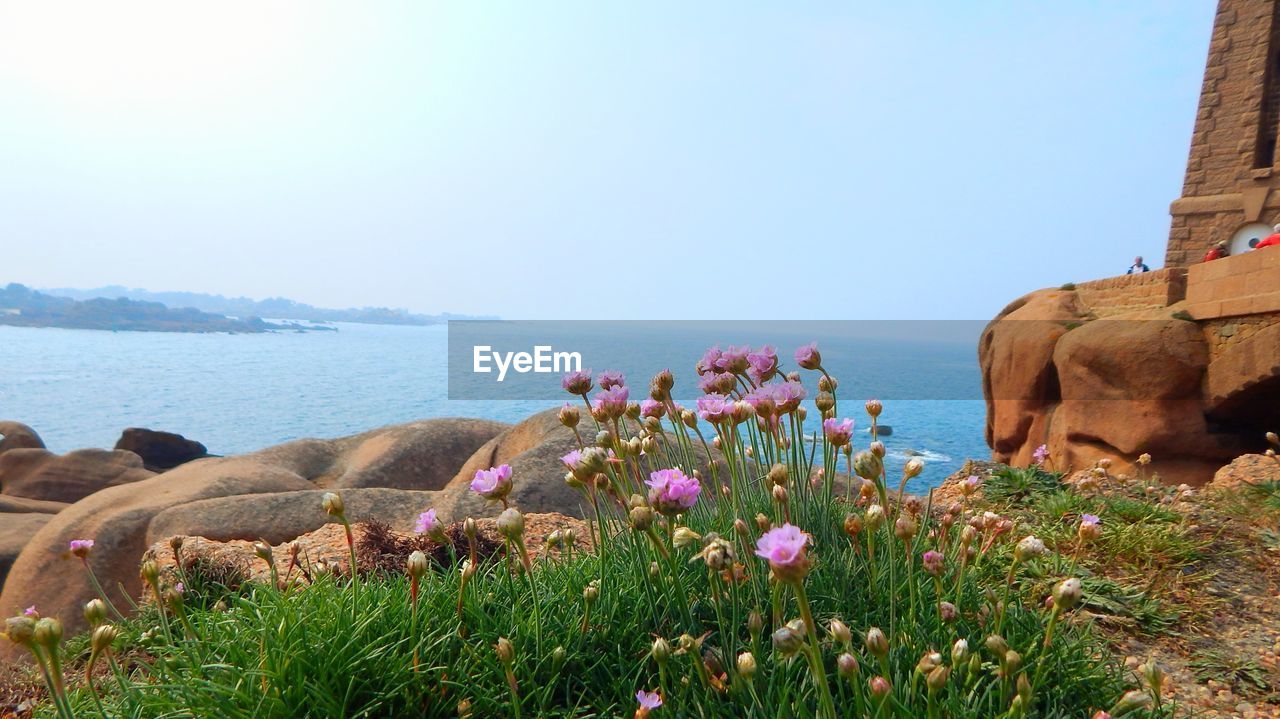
[0,283,331,333]
[41,285,496,326]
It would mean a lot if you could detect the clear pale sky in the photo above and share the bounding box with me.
[0,1,1215,320]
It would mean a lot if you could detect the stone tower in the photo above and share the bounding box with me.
[1169,0,1280,266]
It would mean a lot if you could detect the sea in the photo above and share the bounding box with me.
[0,322,989,494]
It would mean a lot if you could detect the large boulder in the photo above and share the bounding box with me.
[0,421,44,454]
[145,488,443,546]
[0,417,509,657]
[443,409,608,520]
[0,448,155,502]
[114,428,209,471]
[981,284,1255,486]
[0,457,316,658]
[1206,453,1280,491]
[324,418,508,490]
[0,513,52,587]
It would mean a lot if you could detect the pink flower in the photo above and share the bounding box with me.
[1032,444,1049,465]
[174,582,185,594]
[636,689,663,710]
[639,398,665,419]
[597,370,626,390]
[69,539,94,558]
[646,468,701,515]
[823,417,855,446]
[22,606,37,617]
[562,369,594,395]
[921,550,945,576]
[794,342,822,370]
[561,449,583,470]
[471,464,513,502]
[696,393,735,424]
[696,372,721,394]
[754,523,810,580]
[719,345,751,374]
[591,386,630,419]
[697,346,725,375]
[747,345,779,383]
[415,509,442,535]
[774,381,806,413]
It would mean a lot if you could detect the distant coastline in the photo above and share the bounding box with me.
[0,283,330,333]
[42,285,496,327]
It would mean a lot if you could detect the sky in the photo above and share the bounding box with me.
[0,1,1216,320]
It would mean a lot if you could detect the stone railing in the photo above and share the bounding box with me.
[1073,267,1188,317]
[1185,247,1280,319]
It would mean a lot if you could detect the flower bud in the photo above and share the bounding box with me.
[4,616,36,647]
[815,391,835,413]
[1140,658,1165,695]
[869,676,891,700]
[583,582,599,605]
[594,430,612,448]
[902,458,924,480]
[747,611,763,641]
[1014,535,1047,562]
[651,637,672,664]
[140,559,160,586]
[407,550,429,579]
[321,492,345,517]
[90,624,119,655]
[865,399,883,418]
[818,374,837,392]
[985,634,1008,657]
[951,638,970,665]
[33,617,62,649]
[893,515,917,541]
[771,625,803,657]
[842,514,862,539]
[1052,577,1082,611]
[771,485,789,506]
[733,518,750,538]
[939,601,958,623]
[853,451,883,480]
[629,505,655,531]
[828,619,852,646]
[680,410,697,429]
[1110,689,1150,714]
[169,536,184,553]
[496,508,525,540]
[1004,650,1022,673]
[558,404,580,428]
[870,441,886,458]
[254,541,273,562]
[84,599,108,627]
[865,504,886,529]
[551,645,566,668]
[767,463,788,487]
[837,652,858,678]
[865,627,889,659]
[755,513,771,532]
[495,637,515,665]
[1017,672,1032,702]
[737,651,758,679]
[916,650,942,675]
[1267,431,1279,446]
[673,527,701,549]
[927,666,951,693]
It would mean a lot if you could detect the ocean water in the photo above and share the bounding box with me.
[0,323,989,492]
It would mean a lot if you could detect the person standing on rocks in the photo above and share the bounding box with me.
[1126,256,1150,274]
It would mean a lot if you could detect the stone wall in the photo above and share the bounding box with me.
[1201,311,1280,362]
[1072,268,1187,317]
[1185,247,1280,318]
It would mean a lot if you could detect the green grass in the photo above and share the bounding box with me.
[13,399,1173,719]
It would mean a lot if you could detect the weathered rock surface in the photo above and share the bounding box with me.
[114,428,209,471]
[981,286,1256,486]
[0,513,51,587]
[145,488,443,546]
[0,422,43,454]
[1206,453,1280,490]
[0,448,155,502]
[444,408,593,520]
[0,417,508,658]
[0,495,68,514]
